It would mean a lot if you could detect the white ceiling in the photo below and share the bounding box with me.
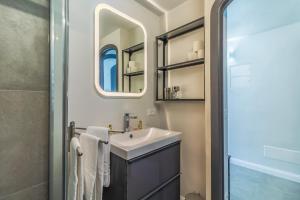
[150,0,188,11]
[135,0,188,15]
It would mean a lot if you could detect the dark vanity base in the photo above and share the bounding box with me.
[103,142,180,200]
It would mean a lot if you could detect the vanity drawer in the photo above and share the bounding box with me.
[127,142,180,200]
[146,176,180,200]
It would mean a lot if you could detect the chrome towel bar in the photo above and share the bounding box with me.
[69,121,113,156]
[75,127,124,134]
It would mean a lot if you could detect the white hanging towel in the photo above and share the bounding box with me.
[86,126,110,188]
[77,148,84,200]
[80,133,100,200]
[68,137,83,200]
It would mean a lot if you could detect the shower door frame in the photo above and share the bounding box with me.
[49,0,69,200]
[210,0,232,200]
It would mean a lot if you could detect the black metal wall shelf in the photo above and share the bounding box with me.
[122,43,144,92]
[123,71,144,77]
[158,58,204,71]
[157,17,204,41]
[123,42,144,53]
[156,17,205,101]
[156,99,205,102]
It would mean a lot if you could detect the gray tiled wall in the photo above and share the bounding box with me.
[0,1,49,200]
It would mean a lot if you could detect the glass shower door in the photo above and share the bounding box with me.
[224,0,300,199]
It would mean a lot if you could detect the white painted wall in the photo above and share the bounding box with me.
[161,0,206,197]
[68,0,165,130]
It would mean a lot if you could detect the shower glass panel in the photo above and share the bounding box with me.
[49,0,68,200]
[224,0,300,199]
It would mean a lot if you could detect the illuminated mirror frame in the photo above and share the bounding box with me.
[94,4,147,98]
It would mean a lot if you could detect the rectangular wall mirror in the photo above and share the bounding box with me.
[95,4,147,98]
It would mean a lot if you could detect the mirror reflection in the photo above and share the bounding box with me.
[100,45,118,92]
[98,8,145,94]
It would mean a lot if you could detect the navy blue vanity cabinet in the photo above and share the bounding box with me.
[103,142,180,200]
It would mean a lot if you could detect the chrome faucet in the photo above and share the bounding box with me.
[123,113,137,132]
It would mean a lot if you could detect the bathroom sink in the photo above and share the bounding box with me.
[110,128,182,160]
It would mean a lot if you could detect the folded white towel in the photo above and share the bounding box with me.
[86,126,110,188]
[80,133,100,200]
[68,137,83,200]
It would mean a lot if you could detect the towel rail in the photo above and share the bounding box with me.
[72,130,109,145]
[69,121,112,157]
[69,121,84,157]
[76,127,124,134]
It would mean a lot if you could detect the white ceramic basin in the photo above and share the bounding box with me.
[110,128,182,160]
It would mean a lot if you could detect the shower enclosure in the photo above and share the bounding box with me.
[0,0,69,199]
[211,0,300,200]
